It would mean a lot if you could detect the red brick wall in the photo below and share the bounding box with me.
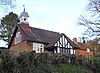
[75,49,93,56]
[10,40,32,56]
[9,30,33,56]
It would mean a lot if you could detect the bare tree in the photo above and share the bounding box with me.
[0,0,16,12]
[78,0,100,37]
[87,0,100,14]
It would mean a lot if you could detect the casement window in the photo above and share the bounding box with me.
[59,48,75,54]
[33,43,44,53]
[87,48,90,52]
[15,32,22,44]
[60,48,66,53]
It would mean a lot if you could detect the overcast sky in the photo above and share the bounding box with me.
[0,0,89,47]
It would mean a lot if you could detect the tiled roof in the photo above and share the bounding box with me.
[30,27,61,48]
[77,42,94,51]
[8,24,78,49]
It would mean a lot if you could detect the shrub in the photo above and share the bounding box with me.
[0,50,15,73]
[93,54,100,73]
[0,51,95,73]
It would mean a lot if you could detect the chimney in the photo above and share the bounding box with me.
[73,37,77,44]
[82,37,86,43]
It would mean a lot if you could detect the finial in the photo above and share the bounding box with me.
[23,5,25,12]
[20,5,29,18]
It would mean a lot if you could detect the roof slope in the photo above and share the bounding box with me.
[30,27,61,47]
[8,24,78,49]
[77,43,91,50]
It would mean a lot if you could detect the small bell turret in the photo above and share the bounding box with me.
[20,5,29,23]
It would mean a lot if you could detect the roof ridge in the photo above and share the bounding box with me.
[30,26,60,34]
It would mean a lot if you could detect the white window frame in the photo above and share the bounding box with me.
[33,42,44,53]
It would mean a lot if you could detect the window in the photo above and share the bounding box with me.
[40,48,42,53]
[61,48,67,53]
[59,48,72,54]
[33,43,44,53]
[15,32,22,44]
[60,48,64,53]
[87,48,90,52]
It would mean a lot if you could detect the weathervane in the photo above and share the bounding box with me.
[23,5,25,12]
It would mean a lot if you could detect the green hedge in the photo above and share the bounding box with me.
[0,51,94,73]
[93,54,100,73]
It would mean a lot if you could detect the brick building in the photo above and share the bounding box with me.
[8,9,78,56]
[73,38,94,56]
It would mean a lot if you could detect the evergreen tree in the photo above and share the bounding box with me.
[0,12,18,45]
